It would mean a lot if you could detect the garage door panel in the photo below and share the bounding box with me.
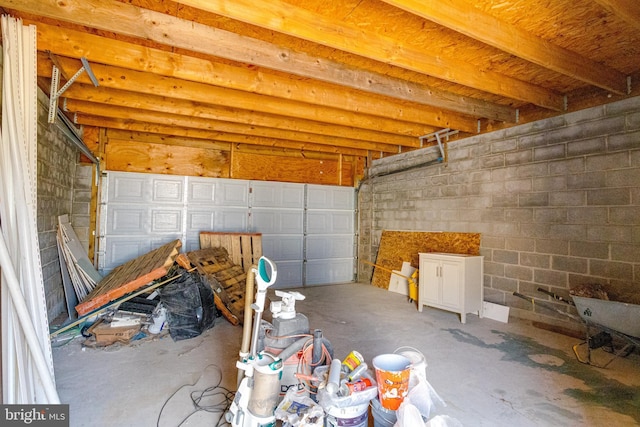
[252,209,303,234]
[306,235,353,259]
[100,173,355,287]
[187,179,216,204]
[109,173,150,203]
[151,209,183,233]
[214,208,250,231]
[107,207,148,234]
[152,178,184,203]
[307,185,354,210]
[270,261,303,289]
[262,235,303,260]
[100,235,182,273]
[187,211,215,232]
[215,179,250,207]
[305,259,354,285]
[306,211,353,234]
[251,181,304,208]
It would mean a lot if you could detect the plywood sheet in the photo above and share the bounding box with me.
[75,239,181,315]
[371,231,480,289]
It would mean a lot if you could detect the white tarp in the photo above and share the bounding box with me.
[0,15,59,404]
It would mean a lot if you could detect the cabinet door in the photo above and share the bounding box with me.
[422,258,440,303]
[440,259,462,308]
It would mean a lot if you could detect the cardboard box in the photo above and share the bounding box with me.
[91,322,141,345]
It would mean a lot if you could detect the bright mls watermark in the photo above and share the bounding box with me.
[1,405,69,426]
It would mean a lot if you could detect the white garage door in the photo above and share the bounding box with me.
[97,172,355,288]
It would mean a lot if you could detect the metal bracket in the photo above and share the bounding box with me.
[628,76,632,95]
[48,57,99,124]
[419,128,458,161]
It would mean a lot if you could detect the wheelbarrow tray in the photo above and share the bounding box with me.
[572,296,640,339]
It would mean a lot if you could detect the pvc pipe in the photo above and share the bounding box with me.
[326,358,342,394]
[237,265,256,387]
[0,231,61,404]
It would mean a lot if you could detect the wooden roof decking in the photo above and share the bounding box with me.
[2,0,638,184]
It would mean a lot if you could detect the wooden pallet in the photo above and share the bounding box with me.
[199,232,262,272]
[187,247,247,326]
[75,239,181,316]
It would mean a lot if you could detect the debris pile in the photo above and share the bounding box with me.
[53,227,253,347]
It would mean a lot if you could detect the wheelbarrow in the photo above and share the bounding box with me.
[571,295,640,368]
[514,288,639,368]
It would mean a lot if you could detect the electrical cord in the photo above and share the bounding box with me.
[156,364,234,427]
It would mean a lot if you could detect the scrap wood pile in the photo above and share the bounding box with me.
[54,225,253,348]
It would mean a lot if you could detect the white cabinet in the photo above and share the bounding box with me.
[418,253,484,323]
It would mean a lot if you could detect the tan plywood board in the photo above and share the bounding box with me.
[371,231,480,289]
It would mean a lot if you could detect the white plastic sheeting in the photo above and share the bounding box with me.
[0,16,60,404]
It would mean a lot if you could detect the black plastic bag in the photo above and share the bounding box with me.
[160,268,216,341]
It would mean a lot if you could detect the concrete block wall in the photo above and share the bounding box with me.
[36,89,92,320]
[358,96,640,326]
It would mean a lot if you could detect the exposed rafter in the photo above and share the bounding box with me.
[178,0,564,110]
[6,0,515,122]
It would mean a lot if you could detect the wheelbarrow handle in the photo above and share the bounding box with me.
[513,292,581,322]
[536,287,575,306]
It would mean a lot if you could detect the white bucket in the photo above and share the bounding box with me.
[394,346,427,388]
[325,402,368,427]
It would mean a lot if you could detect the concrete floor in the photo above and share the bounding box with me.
[52,283,640,427]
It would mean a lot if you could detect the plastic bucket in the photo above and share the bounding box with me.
[394,346,427,389]
[370,397,397,427]
[372,354,411,410]
[325,402,368,427]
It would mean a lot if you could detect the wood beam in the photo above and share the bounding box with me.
[593,0,640,31]
[33,22,481,132]
[381,0,628,95]
[6,0,515,122]
[37,54,446,137]
[75,115,379,157]
[107,130,231,151]
[58,83,418,147]
[109,131,359,161]
[64,99,401,153]
[177,0,564,110]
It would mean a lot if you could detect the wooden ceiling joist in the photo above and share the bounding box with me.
[59,84,417,147]
[38,54,454,137]
[381,0,628,95]
[178,0,565,110]
[8,0,515,123]
[64,99,403,153]
[2,0,637,176]
[33,22,480,133]
[75,115,392,157]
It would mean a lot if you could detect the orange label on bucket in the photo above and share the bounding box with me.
[373,354,411,411]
